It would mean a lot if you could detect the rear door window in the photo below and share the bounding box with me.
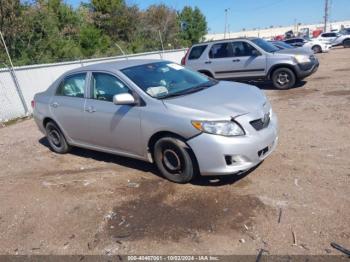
[209,42,234,58]
[188,45,207,60]
[231,41,258,56]
[56,73,86,97]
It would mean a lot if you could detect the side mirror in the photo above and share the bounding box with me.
[251,49,261,56]
[113,93,136,105]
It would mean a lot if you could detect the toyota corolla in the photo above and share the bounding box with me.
[33,60,278,183]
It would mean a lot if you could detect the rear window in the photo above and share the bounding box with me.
[188,45,207,60]
[322,33,336,37]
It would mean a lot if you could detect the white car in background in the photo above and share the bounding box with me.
[316,32,340,43]
[304,39,332,53]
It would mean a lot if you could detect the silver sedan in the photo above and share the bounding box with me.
[33,60,278,183]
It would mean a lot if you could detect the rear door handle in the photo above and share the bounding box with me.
[205,61,212,64]
[50,102,59,108]
[232,59,240,62]
[85,106,96,113]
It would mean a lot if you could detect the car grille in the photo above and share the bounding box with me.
[250,113,270,131]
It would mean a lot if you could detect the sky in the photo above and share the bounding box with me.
[67,0,350,33]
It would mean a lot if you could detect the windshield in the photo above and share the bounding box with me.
[275,41,294,49]
[252,38,280,53]
[121,62,217,99]
[339,29,350,35]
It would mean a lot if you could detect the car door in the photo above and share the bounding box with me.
[229,40,266,78]
[83,72,142,156]
[206,42,236,79]
[49,72,90,144]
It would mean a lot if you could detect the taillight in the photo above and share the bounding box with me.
[31,100,35,109]
[181,48,190,65]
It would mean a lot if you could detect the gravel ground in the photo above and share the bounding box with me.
[0,47,349,256]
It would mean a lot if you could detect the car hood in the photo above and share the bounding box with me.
[276,47,312,55]
[162,81,267,120]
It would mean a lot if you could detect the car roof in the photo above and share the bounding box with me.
[192,37,259,46]
[284,38,305,40]
[66,59,165,74]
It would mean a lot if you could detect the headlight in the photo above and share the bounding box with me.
[191,120,245,136]
[294,54,311,64]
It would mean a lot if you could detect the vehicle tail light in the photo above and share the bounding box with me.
[181,48,190,65]
[31,100,35,109]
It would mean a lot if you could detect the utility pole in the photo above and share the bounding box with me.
[224,8,230,39]
[324,0,329,32]
[0,30,28,115]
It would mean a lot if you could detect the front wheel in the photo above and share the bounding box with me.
[312,45,322,53]
[272,68,296,90]
[343,39,350,48]
[45,121,71,154]
[153,137,195,183]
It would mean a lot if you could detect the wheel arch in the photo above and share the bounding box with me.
[42,117,70,143]
[43,117,56,128]
[311,44,321,52]
[267,64,298,80]
[198,70,214,78]
[343,38,350,45]
[147,131,200,173]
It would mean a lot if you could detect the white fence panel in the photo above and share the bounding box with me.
[0,49,186,122]
[0,71,26,121]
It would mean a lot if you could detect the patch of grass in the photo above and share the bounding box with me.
[0,116,32,128]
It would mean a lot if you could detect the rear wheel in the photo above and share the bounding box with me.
[153,137,195,183]
[45,121,71,154]
[272,67,296,90]
[343,39,350,48]
[312,45,322,53]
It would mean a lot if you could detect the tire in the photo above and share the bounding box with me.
[312,45,322,53]
[153,137,195,183]
[45,121,71,154]
[271,67,296,90]
[343,39,350,48]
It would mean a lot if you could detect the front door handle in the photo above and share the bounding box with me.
[232,59,240,62]
[50,102,59,108]
[205,61,212,64]
[85,106,96,113]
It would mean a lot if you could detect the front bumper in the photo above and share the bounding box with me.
[295,58,319,79]
[187,114,278,176]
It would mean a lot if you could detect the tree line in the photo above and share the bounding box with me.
[0,0,208,66]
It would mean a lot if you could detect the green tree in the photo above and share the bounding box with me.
[178,6,208,45]
[79,25,110,57]
[0,0,24,64]
[0,0,208,66]
[141,4,179,50]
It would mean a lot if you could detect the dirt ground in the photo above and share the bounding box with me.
[0,47,349,257]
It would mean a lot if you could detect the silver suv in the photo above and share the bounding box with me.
[182,37,319,89]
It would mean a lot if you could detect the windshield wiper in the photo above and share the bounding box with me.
[159,80,218,99]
